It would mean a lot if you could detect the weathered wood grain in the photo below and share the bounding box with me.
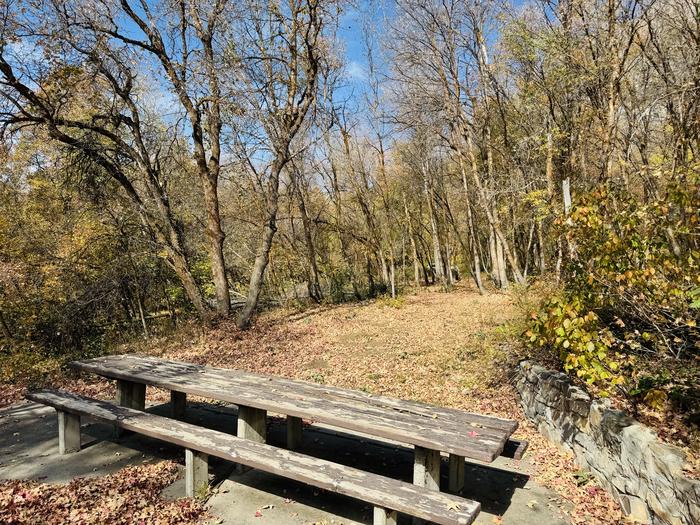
[58,411,81,454]
[414,446,441,491]
[236,405,266,473]
[374,506,398,525]
[116,379,145,410]
[27,390,481,525]
[72,355,518,462]
[238,406,267,443]
[448,454,465,493]
[185,448,209,498]
[115,379,145,438]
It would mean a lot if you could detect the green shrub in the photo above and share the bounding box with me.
[526,295,629,395]
[526,165,699,411]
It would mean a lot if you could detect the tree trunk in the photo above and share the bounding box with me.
[294,173,323,303]
[167,244,208,319]
[161,280,177,327]
[538,220,546,274]
[403,194,421,287]
[237,162,282,329]
[202,174,230,317]
[523,221,536,278]
[366,254,377,297]
[459,160,485,294]
[488,228,498,284]
[495,229,509,288]
[136,292,149,338]
[423,162,446,288]
[326,150,361,299]
[463,134,525,284]
[468,202,485,294]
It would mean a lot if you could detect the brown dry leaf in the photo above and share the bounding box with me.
[0,461,207,524]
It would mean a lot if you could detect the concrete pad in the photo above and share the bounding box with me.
[0,400,569,525]
[0,402,179,483]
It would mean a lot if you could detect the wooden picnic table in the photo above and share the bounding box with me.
[72,354,521,493]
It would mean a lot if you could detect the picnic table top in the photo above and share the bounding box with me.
[72,354,518,462]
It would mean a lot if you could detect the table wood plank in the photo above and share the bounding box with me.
[71,355,517,462]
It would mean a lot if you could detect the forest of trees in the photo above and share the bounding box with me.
[0,0,698,407]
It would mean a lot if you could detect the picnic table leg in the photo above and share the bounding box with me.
[236,405,267,473]
[116,379,132,408]
[171,391,187,419]
[373,507,398,525]
[130,383,146,410]
[413,446,441,490]
[57,411,81,454]
[185,448,209,498]
[287,416,303,450]
[115,380,146,437]
[448,454,465,493]
[413,446,441,525]
[116,379,146,410]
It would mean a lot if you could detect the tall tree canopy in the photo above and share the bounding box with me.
[1,0,697,403]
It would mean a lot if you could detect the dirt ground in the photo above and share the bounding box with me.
[1,285,627,524]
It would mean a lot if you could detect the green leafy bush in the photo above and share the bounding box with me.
[526,295,629,394]
[527,166,699,412]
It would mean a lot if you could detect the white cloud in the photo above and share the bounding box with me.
[346,60,367,81]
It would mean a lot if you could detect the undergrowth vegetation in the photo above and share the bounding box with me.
[526,167,700,448]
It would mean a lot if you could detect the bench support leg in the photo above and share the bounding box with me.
[171,391,186,420]
[236,405,266,473]
[373,507,398,525]
[115,380,146,438]
[287,416,303,450]
[185,449,209,498]
[57,411,81,454]
[413,446,441,490]
[448,454,465,493]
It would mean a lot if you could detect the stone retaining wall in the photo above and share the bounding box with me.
[515,360,700,525]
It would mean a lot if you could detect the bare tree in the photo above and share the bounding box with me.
[233,0,330,328]
[389,0,525,286]
[0,0,239,317]
[0,4,211,316]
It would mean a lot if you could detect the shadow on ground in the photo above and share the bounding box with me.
[0,400,567,525]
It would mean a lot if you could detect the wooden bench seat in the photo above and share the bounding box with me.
[27,389,481,525]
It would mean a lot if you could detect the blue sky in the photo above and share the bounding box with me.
[335,0,396,112]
